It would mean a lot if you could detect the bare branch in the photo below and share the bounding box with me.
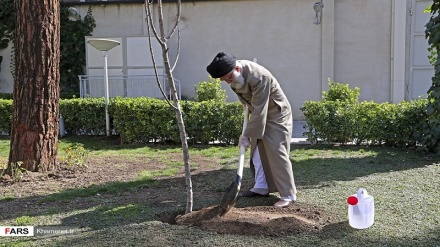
[145,0,164,46]
[145,0,176,108]
[147,34,176,109]
[166,0,181,40]
[171,29,181,72]
[157,0,166,41]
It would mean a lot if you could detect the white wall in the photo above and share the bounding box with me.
[0,44,13,93]
[88,3,146,37]
[333,0,392,103]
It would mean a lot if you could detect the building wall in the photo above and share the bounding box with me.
[0,44,13,93]
[86,3,146,37]
[334,0,392,103]
[0,0,421,120]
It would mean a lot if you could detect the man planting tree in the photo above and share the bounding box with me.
[207,52,297,208]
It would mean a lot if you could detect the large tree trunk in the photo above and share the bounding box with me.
[8,0,60,173]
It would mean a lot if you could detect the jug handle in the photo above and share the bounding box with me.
[357,188,368,198]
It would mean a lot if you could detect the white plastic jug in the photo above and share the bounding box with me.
[347,188,374,229]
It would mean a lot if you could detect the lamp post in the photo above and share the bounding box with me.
[87,38,120,136]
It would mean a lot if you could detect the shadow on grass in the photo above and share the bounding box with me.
[58,135,172,152]
[0,166,276,230]
[6,136,436,185]
[0,168,232,227]
[58,135,231,152]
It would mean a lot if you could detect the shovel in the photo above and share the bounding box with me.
[219,106,249,216]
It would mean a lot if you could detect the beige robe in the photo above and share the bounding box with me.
[232,60,297,197]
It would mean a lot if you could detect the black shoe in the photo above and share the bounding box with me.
[241,190,269,197]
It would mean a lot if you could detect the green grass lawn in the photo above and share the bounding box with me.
[1,136,439,246]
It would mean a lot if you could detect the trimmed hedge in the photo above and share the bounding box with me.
[0,97,243,145]
[60,98,109,136]
[301,81,429,147]
[112,98,243,144]
[112,97,177,143]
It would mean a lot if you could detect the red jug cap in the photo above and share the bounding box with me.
[347,196,358,205]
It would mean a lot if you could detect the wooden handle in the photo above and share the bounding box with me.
[242,106,249,136]
[237,106,249,179]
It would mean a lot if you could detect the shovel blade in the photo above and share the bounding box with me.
[218,180,240,216]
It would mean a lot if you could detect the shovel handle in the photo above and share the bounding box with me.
[242,106,249,136]
[237,106,249,179]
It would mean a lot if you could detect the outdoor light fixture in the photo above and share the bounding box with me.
[313,1,324,25]
[87,38,120,136]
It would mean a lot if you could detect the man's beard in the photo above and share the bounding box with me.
[230,70,245,89]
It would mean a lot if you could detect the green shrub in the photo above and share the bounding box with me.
[61,143,89,171]
[0,99,12,134]
[423,2,440,153]
[323,79,360,104]
[111,97,242,145]
[302,80,360,144]
[59,7,96,98]
[0,97,255,145]
[218,103,243,145]
[302,100,356,144]
[112,97,175,143]
[0,93,13,99]
[301,80,428,147]
[351,101,378,145]
[60,98,110,135]
[194,77,227,102]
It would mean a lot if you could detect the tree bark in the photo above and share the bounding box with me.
[8,0,60,172]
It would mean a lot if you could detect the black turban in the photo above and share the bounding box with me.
[206,52,236,78]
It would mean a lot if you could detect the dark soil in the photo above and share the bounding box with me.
[175,204,333,236]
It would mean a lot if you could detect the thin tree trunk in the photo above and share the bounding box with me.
[162,43,193,213]
[145,0,193,213]
[8,0,60,173]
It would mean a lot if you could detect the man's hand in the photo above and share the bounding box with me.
[242,103,252,113]
[238,135,250,149]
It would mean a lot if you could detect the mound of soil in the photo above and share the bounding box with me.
[176,203,333,236]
